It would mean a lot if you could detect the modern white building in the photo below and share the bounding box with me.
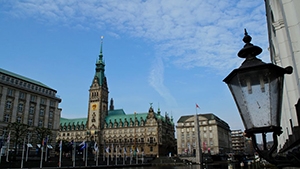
[265,0,300,151]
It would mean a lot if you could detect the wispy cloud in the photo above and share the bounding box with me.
[149,56,177,107]
[1,0,268,107]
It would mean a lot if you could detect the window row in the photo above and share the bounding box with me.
[60,124,86,131]
[5,101,54,117]
[105,119,146,128]
[104,137,156,144]
[5,89,56,106]
[3,114,53,129]
[1,75,55,96]
[180,126,213,132]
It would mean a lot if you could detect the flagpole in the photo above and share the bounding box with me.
[85,142,88,167]
[82,146,84,162]
[40,140,44,169]
[59,140,62,167]
[106,146,109,166]
[21,137,25,168]
[111,144,113,161]
[6,131,10,162]
[45,136,48,162]
[103,144,105,161]
[26,134,30,162]
[96,148,99,166]
[130,148,132,165]
[123,147,125,165]
[135,151,139,164]
[115,145,117,165]
[195,104,203,166]
[73,140,75,167]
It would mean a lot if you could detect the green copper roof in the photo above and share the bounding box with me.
[0,68,53,90]
[105,109,148,125]
[60,117,87,126]
[95,38,106,86]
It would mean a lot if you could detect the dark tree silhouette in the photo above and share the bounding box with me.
[7,122,30,160]
[35,126,52,153]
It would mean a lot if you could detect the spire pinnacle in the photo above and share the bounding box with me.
[99,36,104,60]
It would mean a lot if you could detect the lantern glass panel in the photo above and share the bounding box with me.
[227,67,283,131]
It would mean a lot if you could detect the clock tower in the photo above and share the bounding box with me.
[87,37,109,142]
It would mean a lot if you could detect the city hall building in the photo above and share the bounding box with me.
[57,39,176,157]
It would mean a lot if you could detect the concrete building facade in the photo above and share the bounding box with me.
[176,113,231,156]
[231,130,245,154]
[265,0,300,151]
[0,68,62,154]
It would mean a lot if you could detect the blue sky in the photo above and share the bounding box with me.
[0,0,270,131]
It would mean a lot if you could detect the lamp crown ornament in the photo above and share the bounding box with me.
[238,29,264,68]
[223,30,299,168]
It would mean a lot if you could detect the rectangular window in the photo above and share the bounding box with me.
[30,95,36,102]
[17,116,22,123]
[181,143,185,148]
[29,106,35,115]
[7,88,14,96]
[38,120,43,127]
[48,122,52,129]
[28,119,33,126]
[4,114,10,122]
[41,98,46,104]
[18,103,24,112]
[49,111,53,118]
[50,100,55,107]
[19,92,26,99]
[6,101,12,109]
[149,137,154,143]
[39,108,44,117]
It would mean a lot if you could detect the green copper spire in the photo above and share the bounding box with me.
[99,36,104,60]
[95,36,106,86]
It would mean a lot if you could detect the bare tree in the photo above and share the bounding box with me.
[7,122,30,160]
[35,127,52,145]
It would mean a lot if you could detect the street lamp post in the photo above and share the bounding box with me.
[223,29,300,168]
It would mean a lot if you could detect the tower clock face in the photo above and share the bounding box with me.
[92,104,97,110]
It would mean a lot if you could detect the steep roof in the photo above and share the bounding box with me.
[105,109,148,124]
[177,115,193,123]
[60,117,87,126]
